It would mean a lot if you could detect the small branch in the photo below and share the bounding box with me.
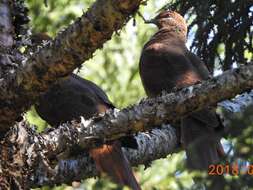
[218,90,253,113]
[0,122,177,189]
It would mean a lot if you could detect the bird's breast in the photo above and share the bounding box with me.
[144,43,167,52]
[140,46,202,96]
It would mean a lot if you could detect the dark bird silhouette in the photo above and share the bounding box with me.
[35,74,140,189]
[33,34,140,190]
[139,11,224,170]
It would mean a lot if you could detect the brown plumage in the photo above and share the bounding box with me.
[35,74,140,190]
[139,10,224,170]
[33,34,140,189]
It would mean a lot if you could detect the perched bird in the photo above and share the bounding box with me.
[33,34,140,190]
[35,74,140,189]
[139,10,224,170]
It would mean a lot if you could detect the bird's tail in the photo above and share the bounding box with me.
[89,141,141,190]
[185,138,223,170]
[181,115,224,170]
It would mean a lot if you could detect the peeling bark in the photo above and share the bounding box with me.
[46,90,253,185]
[1,88,253,189]
[0,0,144,132]
[0,122,177,189]
[7,64,253,158]
[35,124,177,187]
[44,63,253,150]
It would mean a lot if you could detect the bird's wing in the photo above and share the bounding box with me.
[36,77,99,125]
[185,51,222,128]
[186,51,210,80]
[71,74,115,108]
[139,48,202,96]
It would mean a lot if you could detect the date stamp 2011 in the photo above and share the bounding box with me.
[208,163,253,176]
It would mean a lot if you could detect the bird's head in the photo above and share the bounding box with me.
[146,10,187,37]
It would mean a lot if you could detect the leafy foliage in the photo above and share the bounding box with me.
[163,0,253,72]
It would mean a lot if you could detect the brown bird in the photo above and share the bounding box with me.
[33,35,140,190]
[139,10,224,170]
[35,74,140,189]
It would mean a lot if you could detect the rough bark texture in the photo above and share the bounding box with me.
[0,0,14,50]
[1,88,253,189]
[0,0,14,133]
[0,1,146,188]
[8,63,253,157]
[49,124,178,186]
[0,0,252,189]
[57,63,253,148]
[1,64,253,189]
[7,123,177,188]
[49,90,253,186]
[0,0,144,132]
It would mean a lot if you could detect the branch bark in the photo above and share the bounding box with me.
[2,122,177,188]
[0,0,144,132]
[42,63,253,151]
[0,0,252,189]
[0,0,14,50]
[0,0,26,137]
[1,63,253,189]
[34,90,253,187]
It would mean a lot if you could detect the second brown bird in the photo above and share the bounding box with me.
[35,74,141,190]
[139,10,224,170]
[32,33,140,190]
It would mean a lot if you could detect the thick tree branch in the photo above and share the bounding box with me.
[0,0,145,132]
[1,63,253,188]
[42,63,253,152]
[31,90,253,187]
[23,125,178,187]
[8,63,253,160]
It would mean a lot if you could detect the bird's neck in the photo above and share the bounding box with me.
[147,28,186,46]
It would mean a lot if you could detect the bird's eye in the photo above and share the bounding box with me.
[175,27,181,33]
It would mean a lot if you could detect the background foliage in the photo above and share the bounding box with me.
[25,0,253,189]
[167,0,252,72]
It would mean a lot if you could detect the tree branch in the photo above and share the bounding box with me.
[32,90,253,187]
[1,63,253,188]
[42,63,253,151]
[0,0,145,132]
[23,125,178,187]
[0,0,26,135]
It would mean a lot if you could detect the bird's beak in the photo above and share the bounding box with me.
[137,12,157,25]
[145,18,157,25]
